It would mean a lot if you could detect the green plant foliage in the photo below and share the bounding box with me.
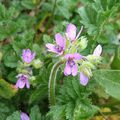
[0,79,17,99]
[94,69,120,100]
[0,101,15,120]
[30,105,41,120]
[1,0,120,119]
[6,111,21,120]
[78,0,120,45]
[48,76,98,120]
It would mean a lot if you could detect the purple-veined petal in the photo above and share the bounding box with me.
[20,112,30,120]
[32,52,36,60]
[55,33,65,48]
[57,51,64,56]
[73,53,83,60]
[72,64,78,76]
[80,72,89,86]
[46,43,58,53]
[93,44,102,56]
[25,79,30,89]
[75,26,83,40]
[15,79,25,89]
[64,54,73,60]
[66,23,77,41]
[64,62,71,76]
[22,49,36,63]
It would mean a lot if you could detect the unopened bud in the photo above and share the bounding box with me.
[30,76,36,81]
[77,36,87,51]
[32,59,43,69]
[87,55,102,65]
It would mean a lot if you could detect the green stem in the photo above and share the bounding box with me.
[96,110,120,116]
[48,60,64,105]
[98,101,120,108]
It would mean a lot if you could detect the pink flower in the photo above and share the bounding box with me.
[64,53,82,76]
[20,112,30,120]
[79,44,102,86]
[66,23,83,42]
[80,72,89,86]
[93,44,102,56]
[22,49,36,64]
[46,33,66,55]
[15,74,30,89]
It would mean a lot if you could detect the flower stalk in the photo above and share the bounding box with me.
[48,60,64,105]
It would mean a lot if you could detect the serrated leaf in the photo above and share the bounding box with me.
[94,69,120,100]
[29,85,47,104]
[6,111,21,120]
[0,102,15,120]
[21,0,36,9]
[30,105,41,120]
[43,34,53,44]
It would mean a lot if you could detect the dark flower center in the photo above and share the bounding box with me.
[68,60,75,67]
[55,45,63,52]
[20,75,27,81]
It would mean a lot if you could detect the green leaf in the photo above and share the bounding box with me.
[43,34,53,44]
[94,69,120,100]
[47,105,66,120]
[0,79,17,99]
[111,45,120,69]
[0,3,6,20]
[73,100,98,120]
[0,102,15,120]
[30,105,41,120]
[6,111,21,120]
[29,85,47,104]
[21,0,36,9]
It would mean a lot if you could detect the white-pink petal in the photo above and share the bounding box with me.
[64,62,71,76]
[72,64,78,76]
[66,23,77,41]
[93,44,102,56]
[46,43,58,53]
[55,33,65,48]
[80,72,89,86]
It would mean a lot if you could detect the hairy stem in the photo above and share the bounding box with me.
[48,60,64,105]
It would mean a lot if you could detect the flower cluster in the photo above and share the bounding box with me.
[46,23,102,86]
[15,49,42,89]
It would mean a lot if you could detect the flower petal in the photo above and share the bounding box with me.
[80,72,89,86]
[55,33,65,48]
[73,53,83,60]
[93,44,102,56]
[72,64,78,76]
[64,62,71,76]
[15,79,25,89]
[20,112,30,120]
[64,54,73,60]
[46,43,58,53]
[22,49,35,63]
[66,23,77,41]
[25,79,30,89]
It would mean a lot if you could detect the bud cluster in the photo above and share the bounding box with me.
[15,49,43,89]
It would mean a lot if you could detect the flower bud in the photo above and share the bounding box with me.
[87,55,102,65]
[77,36,88,51]
[29,76,36,81]
[81,61,95,70]
[83,68,92,77]
[32,59,43,69]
